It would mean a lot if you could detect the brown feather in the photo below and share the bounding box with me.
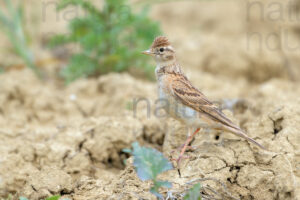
[151,36,170,48]
[223,125,266,150]
[149,36,266,150]
[165,74,265,149]
[169,74,236,128]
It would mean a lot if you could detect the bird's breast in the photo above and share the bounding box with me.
[157,78,208,127]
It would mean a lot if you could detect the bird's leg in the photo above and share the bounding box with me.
[185,127,197,150]
[170,127,195,156]
[176,127,201,166]
[180,127,197,151]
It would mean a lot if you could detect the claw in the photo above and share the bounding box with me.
[171,155,190,162]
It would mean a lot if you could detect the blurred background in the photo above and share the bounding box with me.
[1,0,300,83]
[0,0,299,199]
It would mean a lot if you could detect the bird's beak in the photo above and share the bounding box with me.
[142,49,153,56]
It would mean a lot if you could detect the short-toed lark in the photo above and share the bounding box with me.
[142,36,265,165]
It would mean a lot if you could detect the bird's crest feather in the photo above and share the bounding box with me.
[151,36,170,48]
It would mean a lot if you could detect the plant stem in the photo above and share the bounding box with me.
[0,0,41,78]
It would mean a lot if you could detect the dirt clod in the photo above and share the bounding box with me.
[0,0,300,199]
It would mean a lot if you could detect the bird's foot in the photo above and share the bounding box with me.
[170,128,201,167]
[171,144,197,168]
[171,154,191,167]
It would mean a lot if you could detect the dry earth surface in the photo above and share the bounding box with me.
[0,0,300,200]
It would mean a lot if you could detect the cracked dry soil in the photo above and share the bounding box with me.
[0,69,299,200]
[0,0,300,199]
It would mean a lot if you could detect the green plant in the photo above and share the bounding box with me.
[0,0,40,77]
[19,195,67,200]
[49,0,161,83]
[125,142,173,199]
[136,0,193,5]
[44,196,61,200]
[184,183,202,200]
[1,194,13,200]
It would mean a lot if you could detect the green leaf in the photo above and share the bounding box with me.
[132,142,173,181]
[122,148,132,153]
[184,183,202,200]
[0,0,41,78]
[48,34,71,48]
[150,187,163,199]
[61,54,98,84]
[48,0,162,83]
[156,180,172,188]
[19,197,28,200]
[149,180,172,199]
[45,195,61,200]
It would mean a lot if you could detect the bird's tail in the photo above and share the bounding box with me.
[223,125,266,150]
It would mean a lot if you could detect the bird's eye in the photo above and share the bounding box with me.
[159,48,164,52]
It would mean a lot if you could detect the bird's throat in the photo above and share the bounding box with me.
[156,59,177,67]
[155,61,182,77]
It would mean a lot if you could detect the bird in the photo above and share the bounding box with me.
[142,36,265,166]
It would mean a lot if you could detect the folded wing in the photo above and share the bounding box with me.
[169,75,241,130]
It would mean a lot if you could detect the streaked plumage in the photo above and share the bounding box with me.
[142,36,265,163]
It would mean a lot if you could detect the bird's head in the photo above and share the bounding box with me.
[142,36,176,65]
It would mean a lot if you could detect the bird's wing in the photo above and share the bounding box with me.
[169,74,240,130]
